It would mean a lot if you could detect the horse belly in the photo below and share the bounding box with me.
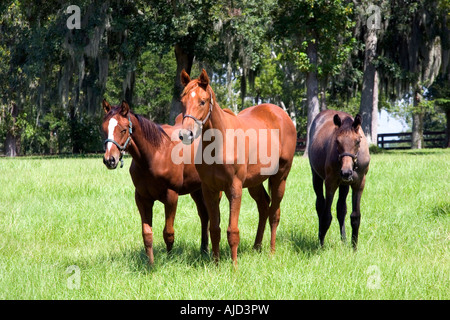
[308,138,328,180]
[242,171,268,188]
[179,163,202,195]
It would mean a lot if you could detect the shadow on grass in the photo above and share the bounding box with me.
[68,228,323,274]
[430,201,450,218]
[60,239,213,276]
[106,232,323,274]
[278,229,321,257]
[113,241,215,274]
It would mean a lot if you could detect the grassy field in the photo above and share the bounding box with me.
[0,149,448,300]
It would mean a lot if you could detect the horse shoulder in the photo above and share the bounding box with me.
[357,130,371,169]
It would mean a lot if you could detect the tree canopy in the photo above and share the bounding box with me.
[1,0,449,155]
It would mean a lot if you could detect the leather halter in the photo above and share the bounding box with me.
[103,115,132,168]
[338,152,359,170]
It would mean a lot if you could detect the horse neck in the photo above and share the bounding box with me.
[127,114,164,168]
[204,99,228,135]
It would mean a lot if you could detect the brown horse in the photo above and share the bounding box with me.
[101,100,209,264]
[178,69,297,264]
[308,110,370,249]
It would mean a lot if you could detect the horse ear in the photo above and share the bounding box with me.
[198,69,210,88]
[102,99,111,114]
[353,114,362,132]
[333,114,342,128]
[180,69,191,87]
[120,100,130,116]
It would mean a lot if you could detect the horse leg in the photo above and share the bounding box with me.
[163,190,178,253]
[267,176,287,253]
[248,184,270,251]
[202,184,221,263]
[225,179,243,265]
[135,191,155,265]
[351,176,366,250]
[337,185,349,243]
[312,170,326,246]
[190,189,209,254]
[322,179,338,247]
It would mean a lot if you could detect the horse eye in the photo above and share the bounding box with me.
[200,100,206,106]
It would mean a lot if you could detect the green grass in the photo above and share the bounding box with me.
[0,149,449,299]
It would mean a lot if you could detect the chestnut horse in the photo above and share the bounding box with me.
[308,110,370,249]
[101,100,209,264]
[179,69,297,264]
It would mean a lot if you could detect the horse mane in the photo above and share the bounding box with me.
[104,106,168,147]
[134,113,168,146]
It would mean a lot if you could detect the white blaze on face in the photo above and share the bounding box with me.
[191,91,196,98]
[107,118,118,151]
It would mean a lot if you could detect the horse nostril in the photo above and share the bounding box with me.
[180,129,195,145]
[341,169,352,178]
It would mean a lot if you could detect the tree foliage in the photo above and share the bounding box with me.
[0,0,449,155]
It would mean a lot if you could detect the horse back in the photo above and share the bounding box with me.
[238,104,297,158]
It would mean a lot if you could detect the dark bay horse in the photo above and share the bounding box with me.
[308,110,370,249]
[178,69,297,264]
[101,100,209,264]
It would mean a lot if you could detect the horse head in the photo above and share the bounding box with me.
[101,99,133,169]
[333,114,362,182]
[179,69,215,145]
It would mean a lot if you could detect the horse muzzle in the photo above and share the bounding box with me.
[179,128,195,145]
[340,169,354,182]
[103,155,119,170]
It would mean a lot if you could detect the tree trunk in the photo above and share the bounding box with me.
[359,28,379,145]
[225,30,237,113]
[227,59,235,112]
[303,39,320,158]
[5,103,19,157]
[411,88,424,149]
[69,103,82,154]
[169,44,194,124]
[372,70,379,143]
[446,108,450,148]
[123,69,135,106]
[319,77,327,112]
